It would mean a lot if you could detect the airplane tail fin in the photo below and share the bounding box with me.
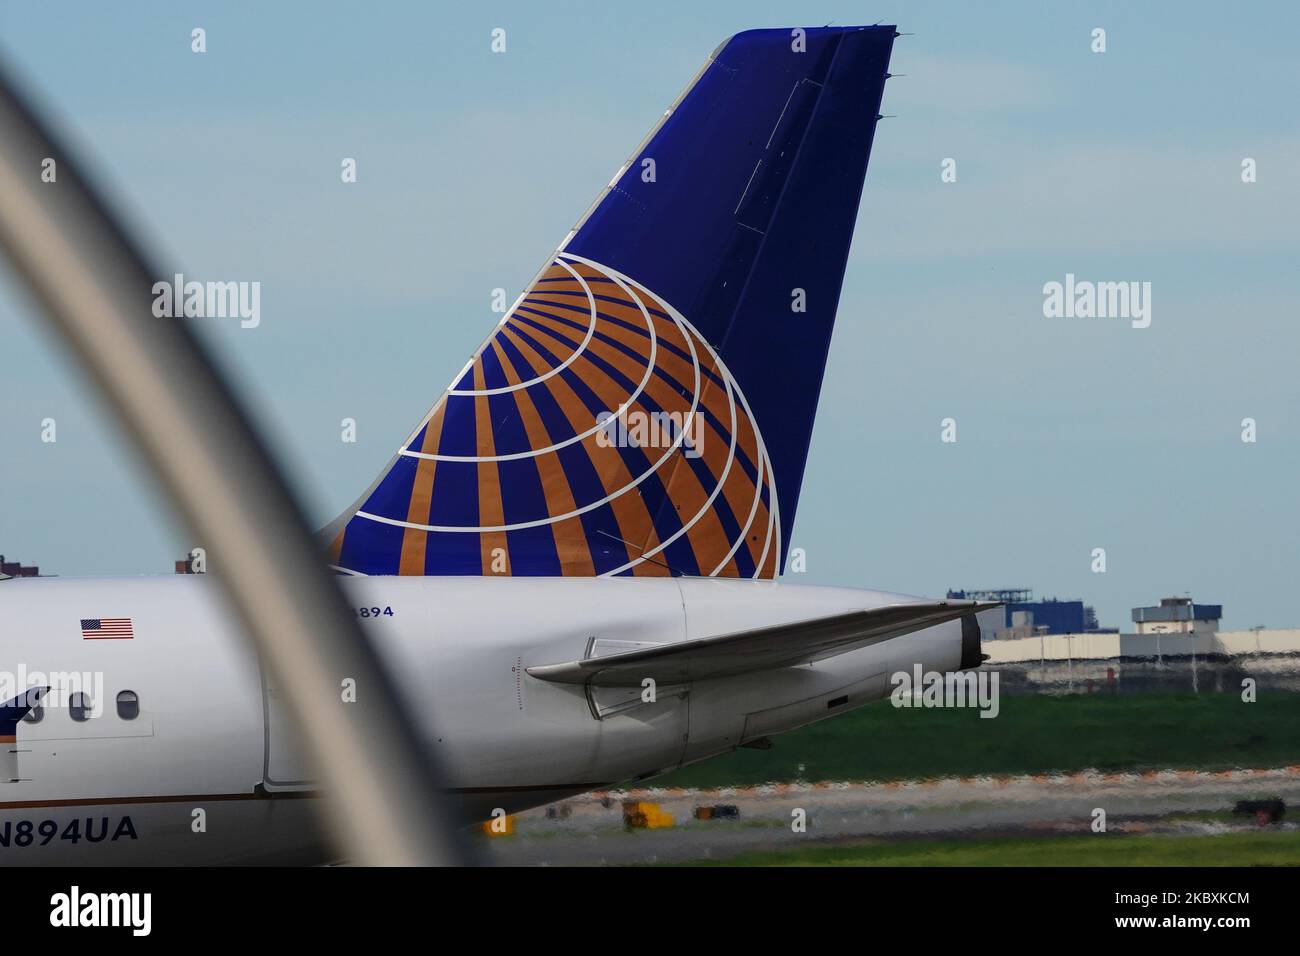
[329,26,895,577]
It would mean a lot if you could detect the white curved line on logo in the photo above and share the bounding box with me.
[708,446,767,577]
[597,346,737,578]
[444,258,599,397]
[356,266,703,533]
[756,451,781,579]
[400,271,660,463]
[357,254,783,579]
[558,254,766,580]
[704,351,778,578]
[557,253,781,580]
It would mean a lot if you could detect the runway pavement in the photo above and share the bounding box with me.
[478,766,1300,865]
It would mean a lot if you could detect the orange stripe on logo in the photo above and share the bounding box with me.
[489,340,595,575]
[473,363,508,575]
[398,403,446,575]
[498,327,664,570]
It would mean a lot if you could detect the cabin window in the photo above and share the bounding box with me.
[69,692,92,722]
[116,690,140,720]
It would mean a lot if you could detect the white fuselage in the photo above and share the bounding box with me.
[0,575,962,864]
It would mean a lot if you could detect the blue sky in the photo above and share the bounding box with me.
[0,2,1296,629]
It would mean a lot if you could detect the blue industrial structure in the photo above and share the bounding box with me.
[946,589,1109,634]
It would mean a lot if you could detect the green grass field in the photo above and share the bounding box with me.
[652,691,1300,788]
[682,829,1300,866]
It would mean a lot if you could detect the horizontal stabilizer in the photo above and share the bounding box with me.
[526,601,998,687]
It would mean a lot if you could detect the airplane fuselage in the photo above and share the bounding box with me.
[0,575,963,864]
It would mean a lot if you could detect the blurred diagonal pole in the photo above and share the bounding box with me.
[0,61,466,866]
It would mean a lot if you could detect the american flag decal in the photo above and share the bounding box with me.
[81,618,134,640]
